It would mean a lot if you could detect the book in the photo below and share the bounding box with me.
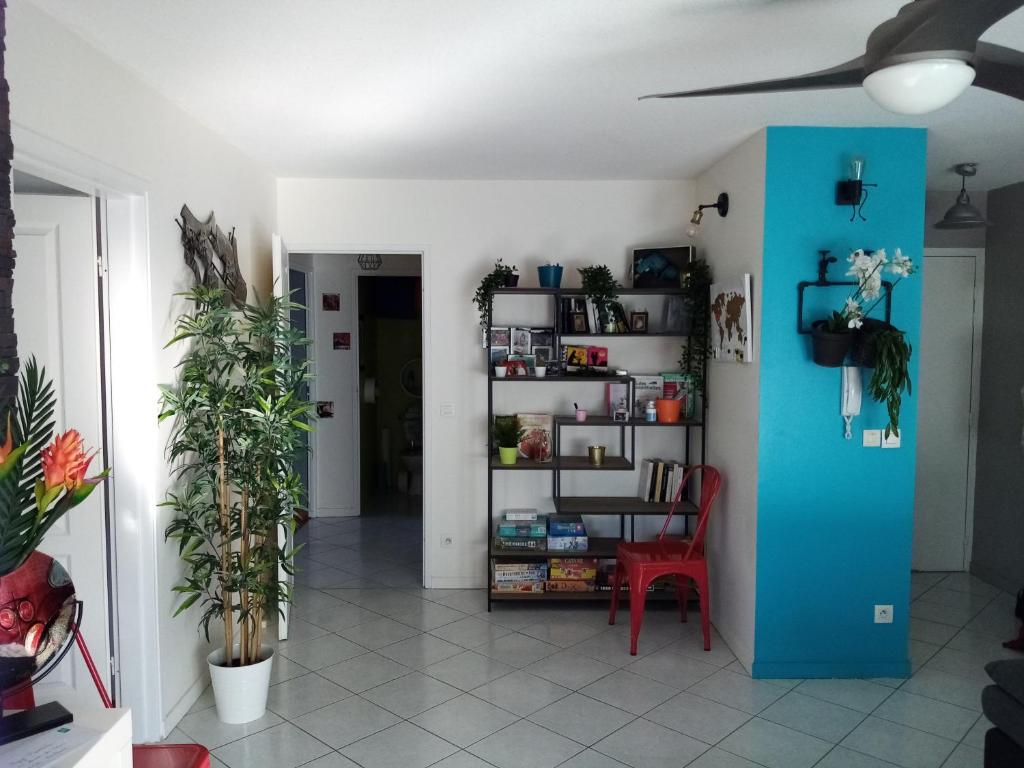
[503,509,539,521]
[587,346,608,368]
[661,373,686,400]
[493,562,547,572]
[549,558,598,580]
[606,382,630,418]
[517,413,553,462]
[495,537,544,550]
[547,535,588,551]
[548,514,586,536]
[632,375,664,417]
[637,459,653,500]
[653,460,665,503]
[563,344,589,370]
[497,519,547,538]
[545,580,595,592]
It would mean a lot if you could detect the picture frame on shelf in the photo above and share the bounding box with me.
[630,311,649,333]
[532,345,553,366]
[490,327,511,347]
[508,354,537,376]
[490,346,510,369]
[570,312,588,333]
[631,246,695,289]
[511,327,531,355]
[531,328,554,349]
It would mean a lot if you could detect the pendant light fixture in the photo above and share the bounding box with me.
[935,163,989,230]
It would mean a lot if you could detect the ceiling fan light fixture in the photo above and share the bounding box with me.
[863,58,976,115]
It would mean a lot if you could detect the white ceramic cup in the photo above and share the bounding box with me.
[535,366,547,378]
[494,366,507,378]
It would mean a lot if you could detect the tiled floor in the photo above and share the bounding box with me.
[165,514,1021,768]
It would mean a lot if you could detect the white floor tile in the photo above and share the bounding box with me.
[338,615,422,649]
[268,654,312,685]
[625,648,719,690]
[411,692,519,747]
[476,631,561,668]
[470,670,572,716]
[557,749,632,768]
[317,652,412,693]
[431,751,501,768]
[579,669,679,715]
[936,573,1001,598]
[688,670,786,715]
[266,672,352,718]
[840,716,957,768]
[718,718,831,768]
[940,743,983,768]
[525,650,619,690]
[795,678,894,714]
[277,633,368,670]
[362,670,462,718]
[900,668,984,712]
[687,747,764,768]
[960,715,990,750]
[758,690,866,742]
[909,618,960,647]
[909,600,979,629]
[376,633,465,669]
[817,746,906,767]
[644,691,751,745]
[176,708,283,749]
[212,722,331,768]
[292,696,400,748]
[301,755,362,768]
[570,629,662,667]
[519,618,606,648]
[429,616,513,648]
[593,717,709,768]
[873,690,979,741]
[469,720,585,768]
[341,721,458,768]
[527,692,635,746]
[423,649,517,690]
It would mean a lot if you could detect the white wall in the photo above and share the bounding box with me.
[306,252,420,516]
[8,3,276,738]
[696,130,766,671]
[278,179,695,586]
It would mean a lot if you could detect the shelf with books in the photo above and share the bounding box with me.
[489,456,632,471]
[491,536,623,559]
[555,496,699,516]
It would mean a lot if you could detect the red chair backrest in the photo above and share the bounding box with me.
[657,464,722,559]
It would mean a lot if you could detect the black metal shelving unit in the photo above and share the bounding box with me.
[485,286,709,610]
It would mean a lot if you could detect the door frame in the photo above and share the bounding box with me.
[921,247,985,571]
[288,260,317,516]
[13,124,164,740]
[287,243,432,585]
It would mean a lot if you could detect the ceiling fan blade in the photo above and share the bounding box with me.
[867,0,1024,66]
[640,58,864,100]
[972,42,1024,101]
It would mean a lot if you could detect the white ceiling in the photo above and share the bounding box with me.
[27,0,1024,190]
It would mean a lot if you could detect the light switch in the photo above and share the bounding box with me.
[882,431,901,449]
[440,403,455,417]
[862,429,882,448]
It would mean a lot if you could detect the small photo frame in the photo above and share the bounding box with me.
[322,293,341,311]
[530,329,553,349]
[571,312,588,333]
[490,327,511,347]
[333,332,351,350]
[507,354,537,376]
[510,328,531,355]
[490,346,510,368]
[612,409,630,423]
[630,311,649,333]
[532,345,553,366]
[316,401,335,418]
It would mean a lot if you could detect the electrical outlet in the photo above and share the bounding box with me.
[882,431,901,449]
[440,403,455,417]
[874,604,894,624]
[440,535,455,548]
[863,429,882,447]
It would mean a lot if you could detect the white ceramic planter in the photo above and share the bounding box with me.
[207,645,274,724]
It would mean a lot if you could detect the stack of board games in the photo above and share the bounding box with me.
[495,510,547,551]
[546,557,597,592]
[492,562,547,592]
[547,514,588,551]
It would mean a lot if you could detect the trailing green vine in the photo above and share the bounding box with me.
[868,328,912,438]
[473,259,517,328]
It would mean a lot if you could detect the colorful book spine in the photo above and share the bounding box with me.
[497,521,547,538]
[549,558,598,580]
[492,581,545,593]
[494,537,544,550]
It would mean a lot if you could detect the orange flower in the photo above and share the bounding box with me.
[0,415,12,463]
[41,430,96,492]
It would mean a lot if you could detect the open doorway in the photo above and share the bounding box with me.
[358,273,423,518]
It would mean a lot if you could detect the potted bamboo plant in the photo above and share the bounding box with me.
[160,286,312,725]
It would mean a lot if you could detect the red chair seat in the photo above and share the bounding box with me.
[133,744,210,768]
[609,465,722,655]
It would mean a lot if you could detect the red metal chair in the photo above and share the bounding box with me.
[608,464,722,655]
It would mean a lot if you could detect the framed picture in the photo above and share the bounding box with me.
[563,345,588,368]
[532,345,553,365]
[571,312,588,333]
[630,311,649,333]
[632,246,695,289]
[316,401,335,418]
[490,346,510,368]
[510,327,531,355]
[508,354,537,376]
[506,358,529,377]
[711,274,754,363]
[333,332,351,350]
[322,293,341,311]
[490,327,511,347]
[530,329,553,349]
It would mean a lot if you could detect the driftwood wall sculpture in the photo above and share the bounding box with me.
[0,0,18,409]
[176,205,248,307]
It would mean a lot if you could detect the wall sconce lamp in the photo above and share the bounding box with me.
[935,163,989,229]
[836,156,876,222]
[685,192,729,238]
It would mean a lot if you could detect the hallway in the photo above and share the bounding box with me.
[167,515,1016,768]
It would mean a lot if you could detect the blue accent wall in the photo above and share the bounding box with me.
[753,127,927,679]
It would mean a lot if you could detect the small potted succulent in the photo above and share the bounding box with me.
[578,265,620,333]
[492,416,523,465]
[537,262,563,289]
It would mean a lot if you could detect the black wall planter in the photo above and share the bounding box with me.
[811,322,853,367]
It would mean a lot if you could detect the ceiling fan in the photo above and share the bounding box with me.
[642,0,1024,114]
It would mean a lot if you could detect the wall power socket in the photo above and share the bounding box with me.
[874,604,894,624]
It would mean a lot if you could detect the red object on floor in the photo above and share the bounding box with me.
[608,464,722,655]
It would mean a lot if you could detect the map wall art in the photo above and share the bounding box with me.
[710,274,753,363]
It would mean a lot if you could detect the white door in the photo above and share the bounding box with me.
[913,254,980,571]
[272,235,293,641]
[12,193,112,710]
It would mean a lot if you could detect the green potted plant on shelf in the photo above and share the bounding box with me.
[160,285,313,725]
[578,264,620,332]
[474,259,519,341]
[492,415,523,465]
